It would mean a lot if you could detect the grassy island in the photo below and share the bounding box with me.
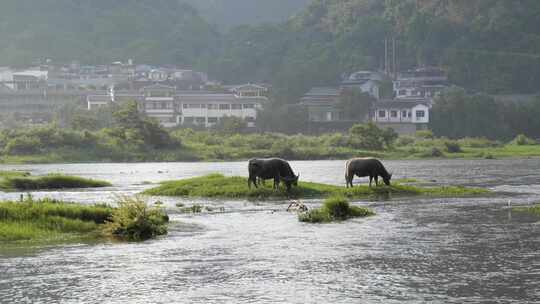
[299,196,375,223]
[143,174,490,200]
[0,171,111,191]
[0,197,168,244]
[512,204,540,217]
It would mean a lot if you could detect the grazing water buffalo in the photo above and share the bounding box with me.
[248,158,299,191]
[345,158,392,188]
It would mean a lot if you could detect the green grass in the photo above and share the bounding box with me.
[299,196,375,223]
[0,174,111,190]
[0,198,113,243]
[103,196,169,241]
[513,204,540,217]
[143,174,490,200]
[0,197,169,244]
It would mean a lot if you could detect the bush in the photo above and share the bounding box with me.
[444,141,463,153]
[104,196,169,241]
[458,137,498,148]
[299,196,375,223]
[421,147,444,158]
[4,136,41,155]
[510,134,537,146]
[396,136,415,146]
[416,130,434,139]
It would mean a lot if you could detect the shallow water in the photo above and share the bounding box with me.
[1,159,540,303]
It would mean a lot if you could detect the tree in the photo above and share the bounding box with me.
[348,122,397,150]
[214,116,247,134]
[337,88,374,121]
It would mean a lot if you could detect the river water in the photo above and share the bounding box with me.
[1,159,540,303]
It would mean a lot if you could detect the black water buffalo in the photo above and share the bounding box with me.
[345,158,392,188]
[248,158,299,191]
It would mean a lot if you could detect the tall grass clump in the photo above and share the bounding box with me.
[444,141,463,153]
[0,174,111,190]
[0,198,113,242]
[299,196,375,223]
[104,196,169,241]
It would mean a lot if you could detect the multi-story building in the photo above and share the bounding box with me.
[393,67,448,100]
[87,84,267,128]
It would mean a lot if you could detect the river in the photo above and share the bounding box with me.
[0,159,540,303]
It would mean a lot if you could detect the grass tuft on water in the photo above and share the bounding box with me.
[513,204,540,217]
[0,174,111,190]
[143,174,489,200]
[103,196,169,242]
[299,196,375,223]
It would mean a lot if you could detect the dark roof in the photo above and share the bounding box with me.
[373,99,430,108]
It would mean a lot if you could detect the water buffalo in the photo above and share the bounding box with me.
[345,158,392,188]
[248,158,299,191]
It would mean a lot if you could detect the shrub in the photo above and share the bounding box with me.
[4,136,41,155]
[510,134,537,146]
[104,196,169,241]
[299,196,375,223]
[458,137,498,148]
[416,130,434,139]
[396,136,415,146]
[444,141,462,153]
[421,147,444,158]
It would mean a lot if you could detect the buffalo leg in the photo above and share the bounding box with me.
[273,177,279,190]
[375,176,379,186]
[369,176,373,187]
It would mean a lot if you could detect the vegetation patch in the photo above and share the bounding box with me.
[0,173,111,191]
[143,174,490,200]
[104,196,169,241]
[0,197,169,244]
[0,198,112,243]
[513,204,540,217]
[298,196,375,223]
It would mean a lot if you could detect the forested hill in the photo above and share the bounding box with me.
[1,0,540,97]
[204,0,540,98]
[0,0,218,66]
[180,0,310,29]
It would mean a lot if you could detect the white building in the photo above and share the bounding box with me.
[371,99,430,134]
[393,67,448,100]
[87,84,266,128]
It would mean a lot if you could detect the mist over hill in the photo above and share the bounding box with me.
[181,0,310,29]
[0,0,218,65]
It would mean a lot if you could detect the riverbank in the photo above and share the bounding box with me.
[143,174,490,200]
[1,124,539,164]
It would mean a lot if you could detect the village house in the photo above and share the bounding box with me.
[393,67,448,100]
[87,83,267,128]
[340,70,386,100]
[371,99,430,133]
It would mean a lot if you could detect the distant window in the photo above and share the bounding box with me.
[195,117,206,124]
[219,104,230,110]
[398,89,406,95]
[207,104,218,110]
[208,117,218,123]
[184,117,194,124]
[402,110,407,117]
[231,104,242,110]
[243,104,255,109]
[390,110,398,118]
[183,104,188,109]
[161,102,167,109]
[200,104,207,109]
[378,110,386,118]
[245,116,255,122]
[416,110,425,118]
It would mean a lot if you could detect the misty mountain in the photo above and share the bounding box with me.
[180,0,310,29]
[0,0,218,65]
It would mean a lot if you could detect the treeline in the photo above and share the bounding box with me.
[430,88,540,140]
[203,0,540,101]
